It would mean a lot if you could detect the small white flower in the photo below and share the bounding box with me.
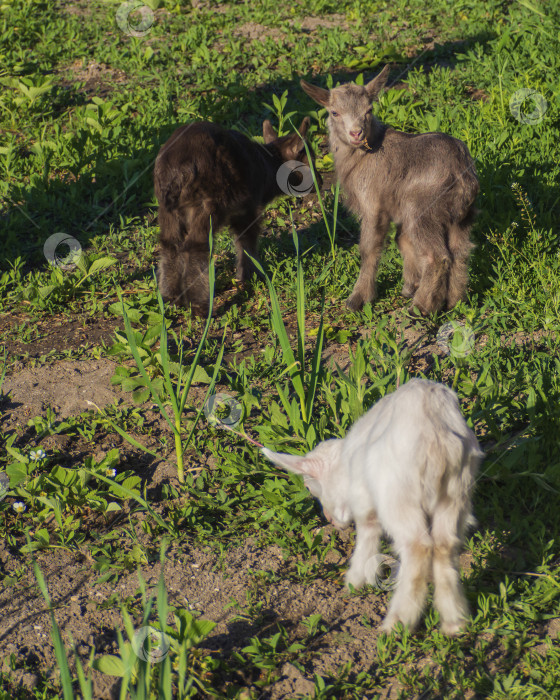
[29,449,46,461]
[13,502,26,513]
[105,468,117,477]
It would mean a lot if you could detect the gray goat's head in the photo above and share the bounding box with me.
[301,65,390,148]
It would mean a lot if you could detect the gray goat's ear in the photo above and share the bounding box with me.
[365,64,391,101]
[263,119,278,144]
[301,79,330,107]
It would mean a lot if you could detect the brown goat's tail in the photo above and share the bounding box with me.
[154,160,195,212]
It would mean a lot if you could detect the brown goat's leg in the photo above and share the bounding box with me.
[159,243,184,302]
[412,255,450,315]
[409,221,450,315]
[346,213,390,311]
[158,206,186,303]
[396,226,421,298]
[177,208,214,314]
[230,211,263,283]
[446,222,474,309]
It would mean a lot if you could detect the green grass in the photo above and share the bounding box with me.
[1,0,560,697]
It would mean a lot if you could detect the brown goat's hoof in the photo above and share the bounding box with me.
[190,303,211,317]
[401,283,417,299]
[407,304,427,319]
[345,293,365,312]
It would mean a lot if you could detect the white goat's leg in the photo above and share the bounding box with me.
[431,503,470,635]
[381,536,432,633]
[345,513,382,589]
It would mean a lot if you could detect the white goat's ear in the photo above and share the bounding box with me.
[263,119,278,144]
[262,448,309,474]
[301,80,330,107]
[262,448,323,499]
[365,64,390,101]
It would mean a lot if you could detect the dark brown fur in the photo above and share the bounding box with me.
[301,67,479,314]
[154,118,314,313]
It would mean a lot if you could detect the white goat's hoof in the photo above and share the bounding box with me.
[345,570,365,590]
[440,620,466,636]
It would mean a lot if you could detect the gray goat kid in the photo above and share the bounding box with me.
[263,379,483,635]
[301,67,479,314]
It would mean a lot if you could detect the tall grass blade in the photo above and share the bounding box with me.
[177,246,217,415]
[28,533,76,700]
[181,326,227,458]
[249,256,306,403]
[306,291,326,422]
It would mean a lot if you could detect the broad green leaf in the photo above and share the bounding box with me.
[93,654,126,677]
[87,257,118,276]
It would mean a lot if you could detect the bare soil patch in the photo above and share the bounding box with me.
[0,532,478,698]
[57,60,128,98]
[2,358,126,426]
[0,313,120,363]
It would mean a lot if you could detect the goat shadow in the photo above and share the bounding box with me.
[2,29,501,280]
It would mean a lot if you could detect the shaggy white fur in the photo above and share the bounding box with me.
[263,378,483,635]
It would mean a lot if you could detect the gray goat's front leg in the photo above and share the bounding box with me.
[346,212,390,311]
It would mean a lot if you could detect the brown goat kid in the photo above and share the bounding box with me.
[154,118,313,313]
[301,67,479,314]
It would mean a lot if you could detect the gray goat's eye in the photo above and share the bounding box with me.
[331,111,339,117]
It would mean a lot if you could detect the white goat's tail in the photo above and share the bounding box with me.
[422,382,484,513]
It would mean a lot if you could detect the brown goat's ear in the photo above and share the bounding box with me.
[365,65,391,101]
[283,134,305,160]
[297,116,310,138]
[300,79,330,107]
[263,119,278,144]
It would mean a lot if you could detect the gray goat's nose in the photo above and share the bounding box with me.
[350,129,362,139]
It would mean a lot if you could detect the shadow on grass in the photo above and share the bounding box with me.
[1,31,498,276]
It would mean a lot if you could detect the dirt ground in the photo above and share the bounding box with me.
[0,327,477,699]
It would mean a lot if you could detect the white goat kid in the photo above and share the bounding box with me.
[262,378,483,635]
